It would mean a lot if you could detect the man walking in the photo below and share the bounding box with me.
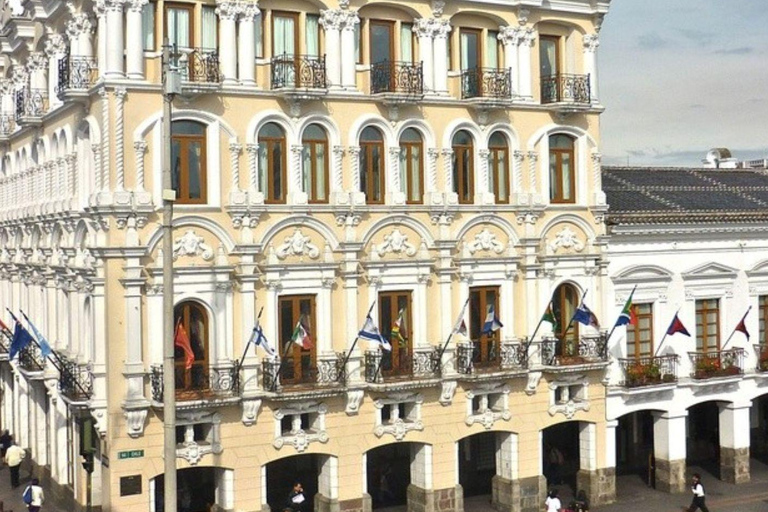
[0,430,11,461]
[5,441,25,488]
[687,473,709,512]
[23,478,45,511]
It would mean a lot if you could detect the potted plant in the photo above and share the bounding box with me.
[694,357,720,379]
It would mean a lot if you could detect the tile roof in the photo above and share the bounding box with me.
[602,167,768,225]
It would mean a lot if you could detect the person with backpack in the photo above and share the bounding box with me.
[22,478,44,511]
[687,473,709,512]
[5,441,25,488]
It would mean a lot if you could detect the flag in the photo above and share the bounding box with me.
[614,290,636,328]
[666,313,690,337]
[174,320,195,370]
[481,304,503,335]
[22,314,52,359]
[291,317,313,350]
[541,303,558,332]
[452,300,469,336]
[0,315,9,334]
[359,315,391,351]
[574,303,600,329]
[9,320,33,361]
[734,316,750,341]
[252,324,275,356]
[390,308,406,347]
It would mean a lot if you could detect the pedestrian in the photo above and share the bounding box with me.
[286,481,306,512]
[23,477,44,512]
[548,446,564,485]
[5,441,25,488]
[0,430,11,461]
[544,488,562,512]
[572,489,589,512]
[687,473,709,512]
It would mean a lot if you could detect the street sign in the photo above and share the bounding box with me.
[117,450,145,460]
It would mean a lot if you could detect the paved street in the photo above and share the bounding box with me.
[0,460,64,512]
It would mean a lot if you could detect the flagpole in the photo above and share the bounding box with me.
[654,308,680,357]
[272,314,307,392]
[606,285,637,345]
[525,299,554,354]
[437,297,470,363]
[337,301,377,382]
[237,307,264,372]
[722,305,752,350]
[562,289,589,339]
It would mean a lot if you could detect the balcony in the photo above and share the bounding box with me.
[461,67,513,109]
[540,73,591,111]
[364,348,440,385]
[150,363,239,403]
[271,54,327,100]
[456,339,527,377]
[539,334,608,367]
[57,55,98,101]
[689,348,744,380]
[172,48,222,94]
[58,354,93,404]
[0,114,15,141]
[0,332,9,362]
[15,88,48,127]
[618,354,678,388]
[262,355,345,393]
[754,344,768,372]
[371,60,424,103]
[18,342,45,375]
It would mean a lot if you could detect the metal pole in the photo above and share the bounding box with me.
[86,467,93,512]
[722,305,751,350]
[653,308,680,357]
[161,38,178,512]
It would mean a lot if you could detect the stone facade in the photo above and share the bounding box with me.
[720,447,750,485]
[654,459,686,494]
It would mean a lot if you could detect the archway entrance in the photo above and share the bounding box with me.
[459,432,497,497]
[366,443,431,510]
[687,402,720,478]
[751,394,768,464]
[616,411,654,484]
[153,467,228,512]
[266,454,323,512]
[542,422,580,493]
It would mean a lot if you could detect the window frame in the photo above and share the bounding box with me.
[301,125,330,204]
[378,290,413,377]
[399,130,424,205]
[171,121,208,204]
[201,5,218,52]
[452,131,475,205]
[278,295,317,385]
[359,128,386,205]
[258,123,288,205]
[626,303,654,358]
[369,19,395,65]
[549,134,576,204]
[539,35,561,77]
[695,298,720,352]
[271,10,300,58]
[460,28,482,71]
[760,295,768,346]
[488,132,510,204]
[469,286,501,367]
[142,1,157,51]
[163,2,195,49]
[173,301,210,394]
[553,283,580,355]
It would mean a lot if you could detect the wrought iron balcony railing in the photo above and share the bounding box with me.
[754,344,768,372]
[262,355,345,392]
[364,348,440,383]
[456,340,527,375]
[172,48,222,84]
[271,54,327,90]
[371,60,424,96]
[539,334,608,366]
[0,114,15,138]
[689,348,744,379]
[58,354,93,402]
[57,55,98,98]
[150,363,239,402]
[15,88,48,121]
[18,342,45,372]
[461,67,512,100]
[618,354,678,388]
[540,73,591,104]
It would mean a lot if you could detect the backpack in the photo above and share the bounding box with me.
[22,485,32,505]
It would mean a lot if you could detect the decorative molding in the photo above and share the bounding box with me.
[241,398,261,426]
[376,228,418,257]
[172,230,214,261]
[275,228,320,260]
[467,228,504,255]
[583,34,600,53]
[439,380,457,405]
[525,371,542,395]
[465,384,511,429]
[345,389,364,415]
[124,408,148,438]
[548,226,585,253]
[273,403,329,452]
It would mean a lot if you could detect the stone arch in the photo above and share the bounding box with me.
[441,118,484,149]
[484,122,520,152]
[144,215,237,257]
[540,213,597,242]
[454,214,519,244]
[260,215,341,252]
[361,215,435,249]
[612,264,674,282]
[348,113,397,147]
[395,119,437,149]
[358,1,423,20]
[246,109,297,145]
[526,124,597,151]
[133,109,238,143]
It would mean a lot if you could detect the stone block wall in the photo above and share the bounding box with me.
[720,447,750,484]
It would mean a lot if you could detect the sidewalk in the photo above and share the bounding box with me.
[0,460,65,512]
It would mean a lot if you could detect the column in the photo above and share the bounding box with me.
[414,19,434,92]
[67,13,95,58]
[719,402,751,484]
[432,20,451,95]
[340,12,359,90]
[583,34,599,103]
[238,5,260,85]
[319,12,341,88]
[104,0,126,79]
[96,6,108,77]
[517,28,535,101]
[122,265,146,404]
[45,35,67,107]
[216,1,240,85]
[498,26,520,96]
[125,0,148,79]
[653,411,687,493]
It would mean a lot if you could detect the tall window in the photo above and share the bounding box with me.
[460,29,481,70]
[553,283,580,355]
[401,23,415,62]
[760,295,768,346]
[370,20,394,64]
[142,2,156,51]
[452,130,474,204]
[301,124,328,203]
[278,295,316,385]
[258,123,287,204]
[626,304,653,358]
[470,287,500,366]
[486,30,501,67]
[174,301,208,393]
[306,14,320,57]
[359,126,385,204]
[549,134,575,203]
[540,36,560,77]
[272,11,298,57]
[379,291,413,377]
[695,299,720,352]
[488,132,509,203]
[171,121,207,204]
[255,14,264,58]
[202,6,217,50]
[399,128,423,204]
[164,3,193,49]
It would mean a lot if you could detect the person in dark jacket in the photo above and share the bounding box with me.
[287,481,306,512]
[0,430,11,460]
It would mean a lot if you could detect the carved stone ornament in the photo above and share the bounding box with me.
[548,227,585,253]
[465,384,511,429]
[525,371,542,396]
[172,230,214,261]
[376,228,418,257]
[548,398,590,419]
[90,408,107,438]
[439,380,457,406]
[374,417,424,441]
[345,389,364,415]
[241,398,262,426]
[124,408,149,438]
[276,228,320,260]
[467,229,504,255]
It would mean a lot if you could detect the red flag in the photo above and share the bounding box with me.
[0,316,8,333]
[735,317,750,340]
[174,320,195,370]
[666,313,690,337]
[629,305,638,326]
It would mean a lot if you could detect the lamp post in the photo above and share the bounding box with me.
[161,38,180,512]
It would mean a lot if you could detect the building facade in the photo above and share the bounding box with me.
[0,0,614,511]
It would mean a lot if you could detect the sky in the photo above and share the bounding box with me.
[599,0,768,167]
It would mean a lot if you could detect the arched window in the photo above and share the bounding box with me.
[171,120,207,204]
[301,124,329,204]
[552,283,580,356]
[259,122,287,204]
[452,130,474,204]
[399,128,423,204]
[173,301,209,394]
[488,132,510,204]
[359,126,385,204]
[549,134,575,203]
